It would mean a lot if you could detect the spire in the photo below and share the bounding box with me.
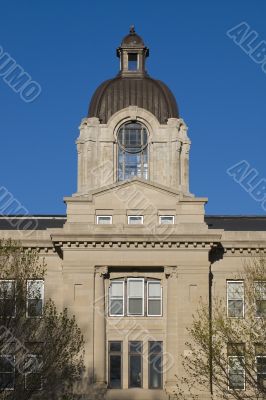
[116,27,149,77]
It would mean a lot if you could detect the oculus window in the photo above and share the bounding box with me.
[117,122,148,181]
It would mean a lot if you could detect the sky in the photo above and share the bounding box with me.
[0,0,265,215]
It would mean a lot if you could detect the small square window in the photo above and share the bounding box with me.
[97,216,112,225]
[128,216,143,224]
[159,216,175,225]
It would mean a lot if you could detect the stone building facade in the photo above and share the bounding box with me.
[0,28,265,399]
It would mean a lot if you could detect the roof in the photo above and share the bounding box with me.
[88,75,179,124]
[0,215,266,231]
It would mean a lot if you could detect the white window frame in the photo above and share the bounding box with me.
[227,280,244,318]
[26,280,44,318]
[0,280,16,318]
[128,215,143,224]
[109,280,125,317]
[0,355,15,390]
[127,278,144,316]
[228,355,245,390]
[147,280,162,317]
[96,215,112,225]
[159,215,175,225]
[254,281,266,318]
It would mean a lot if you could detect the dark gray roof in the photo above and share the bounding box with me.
[0,215,266,231]
[205,216,266,231]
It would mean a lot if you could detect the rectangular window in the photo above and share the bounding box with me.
[96,216,112,224]
[228,356,245,390]
[24,354,42,390]
[0,280,15,318]
[228,343,245,390]
[128,215,143,224]
[127,278,144,316]
[159,216,175,225]
[227,281,244,318]
[256,344,266,390]
[254,281,266,318]
[129,341,142,388]
[0,355,15,390]
[147,281,162,316]
[149,341,163,389]
[109,281,124,316]
[128,53,138,71]
[27,280,44,318]
[109,341,122,389]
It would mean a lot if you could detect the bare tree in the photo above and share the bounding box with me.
[174,256,266,400]
[0,238,88,400]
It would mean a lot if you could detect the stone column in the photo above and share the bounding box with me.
[93,266,108,385]
[165,266,178,394]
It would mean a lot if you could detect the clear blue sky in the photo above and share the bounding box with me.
[0,0,265,215]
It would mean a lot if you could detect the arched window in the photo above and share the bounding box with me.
[117,122,148,181]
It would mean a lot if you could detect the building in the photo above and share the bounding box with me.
[0,27,265,399]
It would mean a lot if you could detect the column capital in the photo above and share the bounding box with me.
[164,266,178,279]
[95,266,109,278]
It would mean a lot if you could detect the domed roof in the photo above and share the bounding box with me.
[121,26,145,47]
[88,76,179,124]
[88,27,179,124]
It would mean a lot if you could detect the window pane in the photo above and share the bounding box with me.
[148,299,161,315]
[0,356,14,390]
[160,216,174,224]
[228,282,244,300]
[256,300,266,318]
[149,341,162,353]
[110,282,123,297]
[128,216,143,224]
[228,300,243,317]
[97,216,112,224]
[110,342,121,352]
[110,355,121,388]
[129,341,142,354]
[148,282,161,297]
[128,53,138,71]
[110,299,123,316]
[128,280,143,297]
[27,280,44,300]
[149,353,162,389]
[257,357,266,389]
[129,355,142,387]
[0,281,15,317]
[27,281,44,317]
[128,298,143,315]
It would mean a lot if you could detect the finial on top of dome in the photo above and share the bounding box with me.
[130,25,135,34]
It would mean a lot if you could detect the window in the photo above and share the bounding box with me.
[228,344,245,390]
[128,53,138,71]
[129,341,142,388]
[227,281,244,318]
[109,278,162,317]
[0,355,15,389]
[159,216,175,225]
[109,281,124,316]
[147,281,162,316]
[128,215,143,225]
[254,281,266,318]
[256,344,266,390]
[109,342,122,389]
[96,216,112,225]
[117,122,148,181]
[127,278,144,316]
[26,280,44,318]
[0,280,15,317]
[149,341,163,389]
[24,354,42,390]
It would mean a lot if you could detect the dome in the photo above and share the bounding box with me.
[88,76,179,124]
[88,27,179,124]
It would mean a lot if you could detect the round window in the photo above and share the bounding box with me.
[117,122,148,154]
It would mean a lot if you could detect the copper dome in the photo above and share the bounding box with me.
[88,28,179,124]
